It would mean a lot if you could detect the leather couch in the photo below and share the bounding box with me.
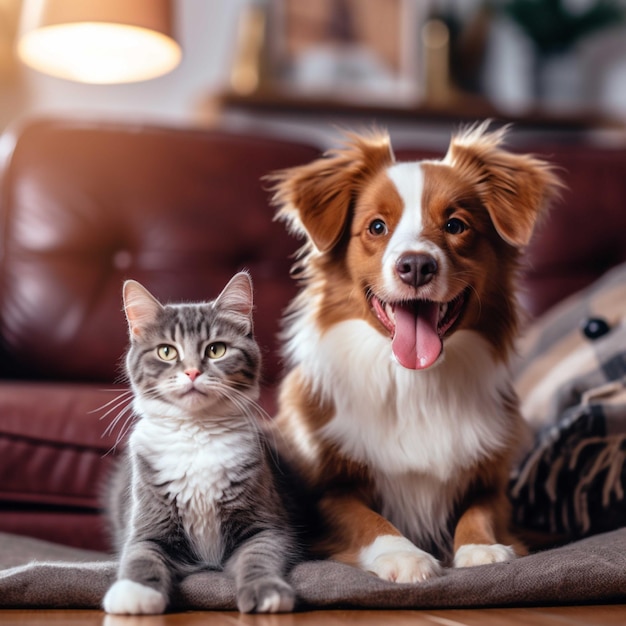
[0,118,319,550]
[0,118,624,551]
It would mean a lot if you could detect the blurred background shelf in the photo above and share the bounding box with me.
[2,1,626,144]
[214,87,620,131]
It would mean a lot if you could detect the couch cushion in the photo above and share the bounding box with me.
[0,510,109,552]
[0,381,125,549]
[0,382,121,507]
[0,119,321,383]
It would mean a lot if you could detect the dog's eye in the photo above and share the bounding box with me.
[445,218,467,235]
[368,219,388,236]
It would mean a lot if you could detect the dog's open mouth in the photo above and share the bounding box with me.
[371,290,468,370]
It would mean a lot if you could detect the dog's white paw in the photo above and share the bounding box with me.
[360,535,442,583]
[453,543,516,568]
[103,579,167,615]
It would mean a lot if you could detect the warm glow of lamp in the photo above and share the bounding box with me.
[17,0,181,84]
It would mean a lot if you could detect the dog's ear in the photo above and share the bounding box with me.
[269,130,395,253]
[446,123,563,247]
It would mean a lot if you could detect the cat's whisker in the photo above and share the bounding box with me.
[210,380,270,420]
[103,408,135,443]
[102,403,132,436]
[90,389,133,416]
[113,412,136,452]
[97,393,134,422]
[210,386,284,478]
[102,405,139,456]
[206,381,259,415]
[92,390,136,454]
[96,389,144,449]
[206,384,270,453]
[128,383,171,404]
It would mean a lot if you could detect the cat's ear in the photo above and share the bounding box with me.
[123,280,164,338]
[214,272,254,322]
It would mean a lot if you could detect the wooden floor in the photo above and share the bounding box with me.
[2,606,626,626]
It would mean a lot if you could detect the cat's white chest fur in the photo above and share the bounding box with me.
[130,418,252,565]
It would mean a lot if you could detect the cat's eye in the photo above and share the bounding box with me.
[445,218,467,235]
[157,344,178,361]
[368,219,388,236]
[207,342,227,359]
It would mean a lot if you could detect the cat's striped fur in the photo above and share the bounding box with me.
[103,272,297,615]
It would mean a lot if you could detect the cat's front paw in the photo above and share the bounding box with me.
[237,577,295,613]
[453,543,516,568]
[360,535,442,583]
[103,579,167,615]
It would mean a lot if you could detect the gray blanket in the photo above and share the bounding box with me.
[4,267,626,611]
[1,530,625,610]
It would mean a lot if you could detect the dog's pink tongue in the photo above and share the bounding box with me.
[392,301,442,370]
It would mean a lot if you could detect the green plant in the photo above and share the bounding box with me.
[501,0,624,54]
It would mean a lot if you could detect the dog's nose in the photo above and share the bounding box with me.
[395,253,438,287]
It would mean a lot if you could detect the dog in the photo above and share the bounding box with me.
[267,122,562,583]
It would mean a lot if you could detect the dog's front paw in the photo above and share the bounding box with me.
[237,576,295,613]
[360,535,442,583]
[103,579,167,615]
[453,543,516,568]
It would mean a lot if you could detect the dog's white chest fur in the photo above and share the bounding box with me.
[295,318,512,547]
[130,419,250,564]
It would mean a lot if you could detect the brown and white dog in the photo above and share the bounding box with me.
[268,123,561,582]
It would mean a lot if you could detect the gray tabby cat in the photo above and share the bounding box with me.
[102,272,297,615]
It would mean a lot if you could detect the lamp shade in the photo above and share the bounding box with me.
[17,0,181,84]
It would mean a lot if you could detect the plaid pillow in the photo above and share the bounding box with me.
[511,262,626,538]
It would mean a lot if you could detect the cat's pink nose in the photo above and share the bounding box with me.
[185,369,201,382]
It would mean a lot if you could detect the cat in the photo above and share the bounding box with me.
[102,272,297,615]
